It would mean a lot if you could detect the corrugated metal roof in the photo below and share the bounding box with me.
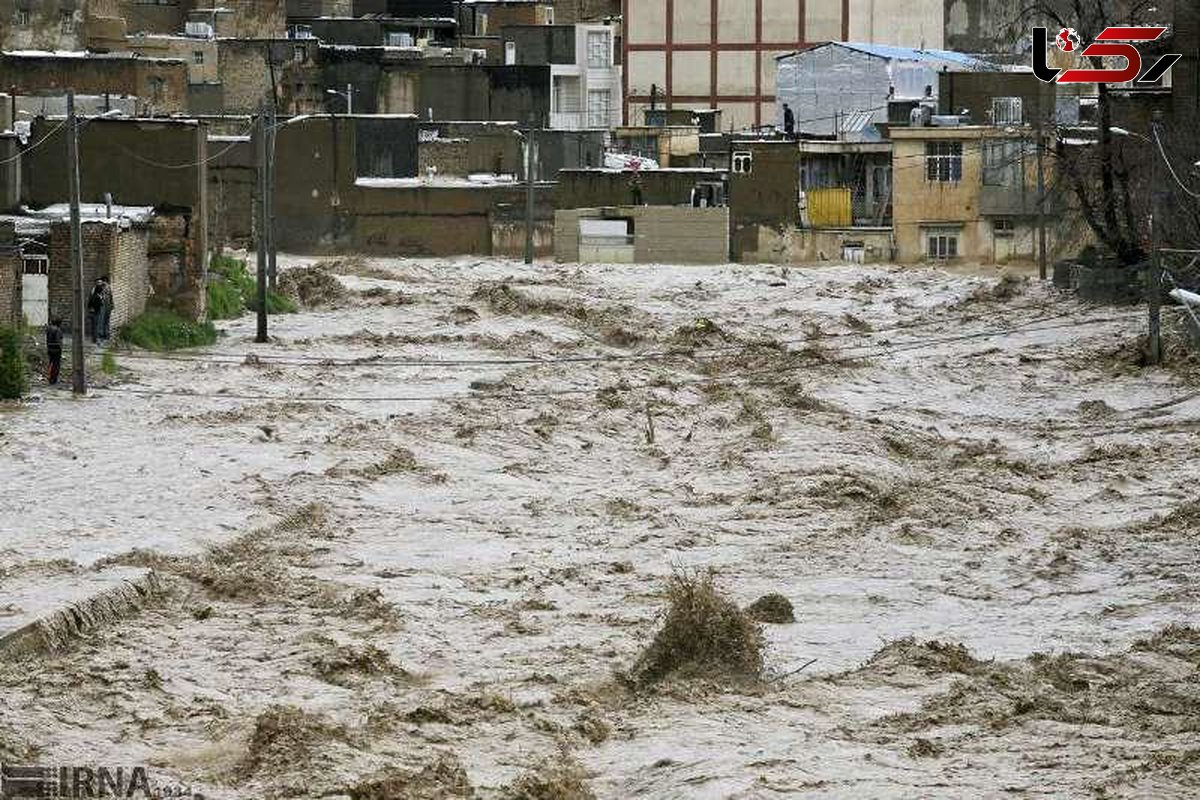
[835,42,990,67]
[775,42,992,69]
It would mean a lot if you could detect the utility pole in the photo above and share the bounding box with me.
[66,90,86,396]
[1148,110,1163,365]
[266,98,277,290]
[255,98,269,344]
[1035,110,1048,281]
[524,122,536,265]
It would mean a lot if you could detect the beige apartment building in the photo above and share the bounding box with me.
[622,0,943,129]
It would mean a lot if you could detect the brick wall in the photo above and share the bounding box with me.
[418,138,470,177]
[48,221,150,335]
[0,222,20,329]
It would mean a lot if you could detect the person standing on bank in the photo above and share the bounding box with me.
[46,318,63,385]
[99,276,113,342]
[87,278,106,344]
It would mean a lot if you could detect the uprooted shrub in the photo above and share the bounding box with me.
[631,570,765,685]
[278,264,348,309]
[503,755,595,800]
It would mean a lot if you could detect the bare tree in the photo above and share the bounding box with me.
[1014,0,1176,263]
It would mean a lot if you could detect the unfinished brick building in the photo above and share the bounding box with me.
[47,216,150,336]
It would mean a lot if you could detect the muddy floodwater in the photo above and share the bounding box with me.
[1,257,1197,798]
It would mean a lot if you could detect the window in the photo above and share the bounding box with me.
[732,151,753,174]
[982,139,1022,186]
[59,9,73,33]
[16,8,30,25]
[193,50,204,65]
[925,141,962,182]
[553,75,580,114]
[926,228,960,260]
[992,97,1023,125]
[993,218,1015,235]
[587,31,611,67]
[586,89,610,128]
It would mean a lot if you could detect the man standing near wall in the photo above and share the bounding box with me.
[45,318,63,385]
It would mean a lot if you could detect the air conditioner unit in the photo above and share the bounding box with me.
[185,21,213,38]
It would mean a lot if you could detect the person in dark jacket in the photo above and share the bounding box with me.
[783,103,795,138]
[98,276,113,341]
[46,318,63,385]
[87,278,105,344]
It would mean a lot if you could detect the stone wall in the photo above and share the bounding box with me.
[48,221,150,336]
[418,138,470,177]
[148,214,204,319]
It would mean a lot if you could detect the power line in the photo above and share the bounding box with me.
[1152,127,1200,200]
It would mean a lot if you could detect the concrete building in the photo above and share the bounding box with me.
[774,43,990,137]
[457,0,555,36]
[0,0,285,52]
[267,114,557,255]
[889,124,1060,264]
[502,23,622,129]
[23,117,210,319]
[555,206,730,264]
[0,51,189,115]
[622,0,944,130]
[610,124,699,166]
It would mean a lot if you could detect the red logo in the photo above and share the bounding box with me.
[1033,26,1181,85]
[1055,28,1079,52]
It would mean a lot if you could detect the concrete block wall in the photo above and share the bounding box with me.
[555,206,730,264]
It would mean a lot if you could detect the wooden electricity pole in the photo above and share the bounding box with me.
[255,99,269,344]
[266,97,278,290]
[66,90,86,395]
[1035,111,1048,281]
[1148,110,1164,365]
[524,124,536,265]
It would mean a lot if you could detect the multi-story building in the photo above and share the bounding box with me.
[503,23,622,129]
[622,0,944,130]
[889,124,1061,264]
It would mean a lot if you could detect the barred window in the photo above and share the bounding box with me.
[925,141,962,182]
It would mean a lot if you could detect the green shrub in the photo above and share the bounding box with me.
[209,255,296,318]
[206,278,246,320]
[100,350,118,376]
[121,310,217,351]
[0,326,28,399]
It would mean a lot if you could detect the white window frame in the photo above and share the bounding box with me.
[992,96,1023,125]
[925,141,963,183]
[586,88,611,128]
[732,151,753,174]
[925,228,960,260]
[193,50,205,65]
[16,7,30,25]
[586,30,611,68]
